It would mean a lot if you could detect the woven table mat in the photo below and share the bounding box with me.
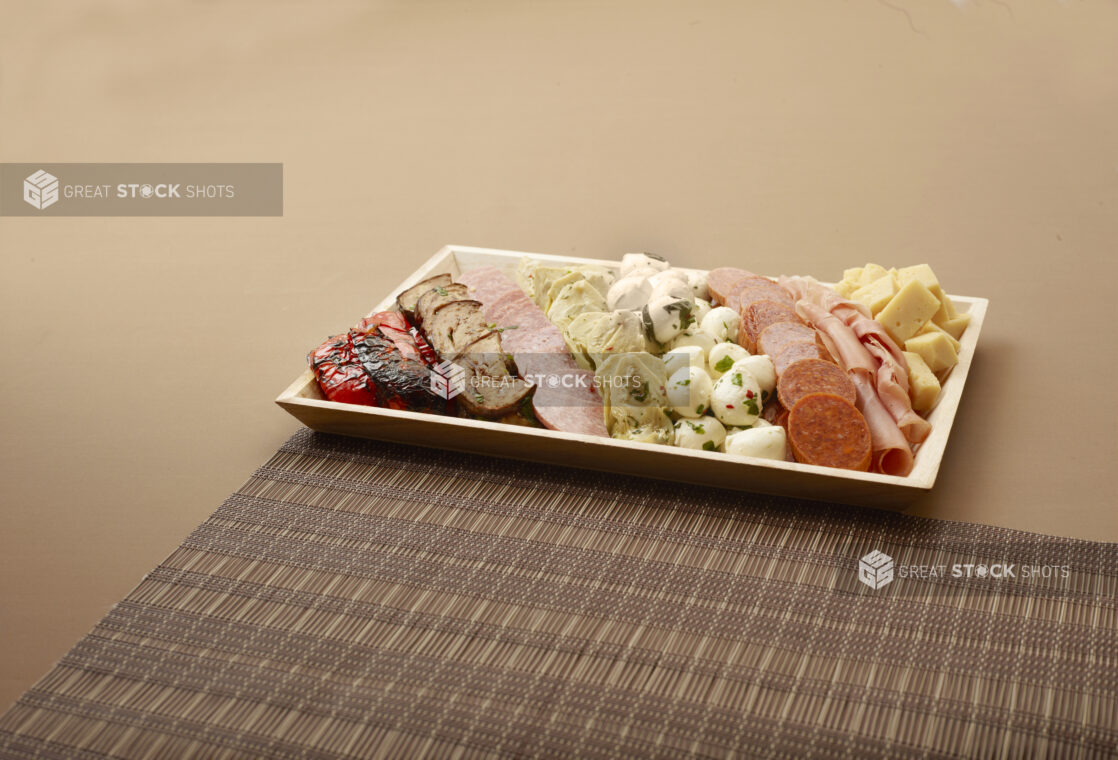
[1,428,1114,759]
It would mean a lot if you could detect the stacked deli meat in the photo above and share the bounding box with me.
[707,267,928,476]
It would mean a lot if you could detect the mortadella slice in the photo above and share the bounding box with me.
[458,266,609,437]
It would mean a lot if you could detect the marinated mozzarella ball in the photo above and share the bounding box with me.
[708,342,751,379]
[723,426,787,460]
[733,354,776,404]
[662,345,705,378]
[700,306,741,344]
[649,273,694,303]
[666,365,714,418]
[668,329,718,361]
[606,275,653,311]
[710,364,763,426]
[674,416,727,452]
[620,252,669,277]
[691,298,712,324]
[686,271,709,301]
[643,296,693,344]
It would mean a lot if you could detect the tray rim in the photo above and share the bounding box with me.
[277,244,989,503]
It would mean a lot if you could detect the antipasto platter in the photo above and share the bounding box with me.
[276,245,987,507]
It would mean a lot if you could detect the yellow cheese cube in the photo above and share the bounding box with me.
[903,351,941,412]
[876,279,942,345]
[860,263,888,286]
[833,279,859,298]
[917,321,961,353]
[843,267,865,284]
[897,264,943,298]
[940,312,971,340]
[931,292,959,326]
[852,275,898,316]
[904,331,958,373]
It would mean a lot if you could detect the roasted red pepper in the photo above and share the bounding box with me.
[309,311,449,413]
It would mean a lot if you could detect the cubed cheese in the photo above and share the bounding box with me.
[833,279,859,298]
[852,275,898,316]
[903,351,941,412]
[896,264,943,298]
[940,313,971,340]
[843,267,865,284]
[931,292,959,326]
[860,263,888,286]
[916,321,961,353]
[876,279,942,345]
[904,331,958,373]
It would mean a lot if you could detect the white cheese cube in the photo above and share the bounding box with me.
[903,351,941,412]
[852,275,898,316]
[904,331,958,373]
[876,279,941,345]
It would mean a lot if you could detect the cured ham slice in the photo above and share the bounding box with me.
[795,301,915,476]
[458,267,609,437]
[781,276,931,447]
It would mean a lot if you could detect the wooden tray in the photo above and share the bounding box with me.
[277,245,987,508]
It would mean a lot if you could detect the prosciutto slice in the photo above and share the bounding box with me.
[795,302,915,476]
[457,267,609,437]
[780,276,931,447]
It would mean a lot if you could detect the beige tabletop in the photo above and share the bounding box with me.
[1,1,1116,712]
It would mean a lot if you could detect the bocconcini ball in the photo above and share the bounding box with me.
[707,342,751,379]
[620,252,669,277]
[700,306,741,344]
[662,345,705,378]
[710,364,762,426]
[606,275,653,311]
[732,354,776,404]
[666,365,714,418]
[674,415,727,452]
[668,329,718,361]
[691,298,712,324]
[723,426,787,460]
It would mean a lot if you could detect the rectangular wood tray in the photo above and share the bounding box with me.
[277,245,987,508]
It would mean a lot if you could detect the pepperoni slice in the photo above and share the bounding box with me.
[757,322,816,358]
[742,301,800,353]
[773,341,829,377]
[736,283,795,314]
[787,392,872,471]
[777,358,857,410]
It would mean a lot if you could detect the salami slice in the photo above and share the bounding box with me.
[761,399,788,428]
[742,301,801,353]
[787,392,872,471]
[706,267,752,307]
[735,282,795,314]
[777,358,857,410]
[757,321,817,358]
[773,340,831,377]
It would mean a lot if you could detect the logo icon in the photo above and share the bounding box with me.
[858,550,894,590]
[430,360,466,400]
[23,169,59,210]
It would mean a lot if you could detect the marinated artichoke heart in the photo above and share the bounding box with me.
[595,352,672,444]
[565,310,649,370]
[517,259,579,310]
[544,266,616,311]
[546,280,608,334]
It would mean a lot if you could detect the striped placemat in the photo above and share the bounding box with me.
[1,428,1115,759]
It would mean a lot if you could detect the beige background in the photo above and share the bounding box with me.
[2,1,1116,711]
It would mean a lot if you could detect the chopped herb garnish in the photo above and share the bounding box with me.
[689,421,705,434]
[696,404,706,414]
[474,393,484,404]
[702,440,717,451]
[731,373,743,387]
[714,355,734,373]
[680,378,691,386]
[744,398,759,415]
[436,286,449,296]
